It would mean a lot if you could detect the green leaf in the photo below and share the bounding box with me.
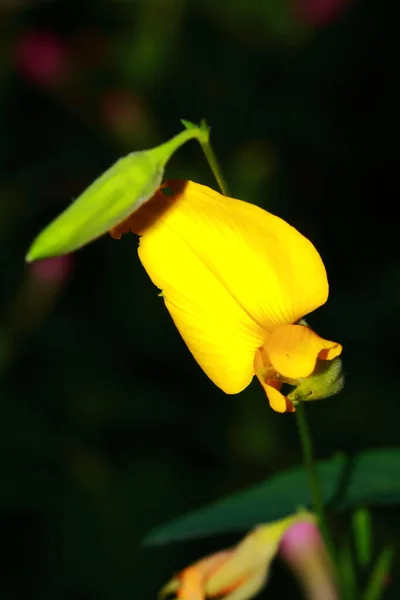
[362,546,393,600]
[144,449,400,545]
[144,454,346,545]
[26,126,208,262]
[352,507,373,568]
[338,540,358,600]
[337,449,400,508]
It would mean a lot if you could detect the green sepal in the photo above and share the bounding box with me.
[26,126,208,262]
[288,356,344,404]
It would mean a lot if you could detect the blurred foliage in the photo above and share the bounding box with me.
[145,450,400,544]
[0,0,398,599]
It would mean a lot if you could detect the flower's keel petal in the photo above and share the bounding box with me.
[138,216,264,394]
[253,348,295,413]
[206,519,299,597]
[220,570,268,600]
[178,568,205,600]
[177,552,232,600]
[205,531,273,596]
[266,324,342,380]
[265,384,295,413]
[142,181,329,331]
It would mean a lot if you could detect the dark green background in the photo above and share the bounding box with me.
[0,0,398,598]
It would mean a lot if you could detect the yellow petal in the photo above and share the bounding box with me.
[206,518,299,597]
[265,384,295,413]
[135,181,329,393]
[175,551,235,600]
[178,568,204,600]
[253,348,295,413]
[265,324,342,380]
[159,578,180,600]
[221,569,268,600]
[205,533,268,597]
[192,551,234,580]
[159,515,315,600]
[137,191,265,394]
[139,181,328,329]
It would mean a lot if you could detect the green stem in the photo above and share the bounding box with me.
[156,127,210,160]
[180,118,230,196]
[295,403,336,562]
[198,135,231,196]
[362,546,393,600]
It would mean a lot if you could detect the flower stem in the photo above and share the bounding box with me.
[295,403,336,563]
[198,127,231,197]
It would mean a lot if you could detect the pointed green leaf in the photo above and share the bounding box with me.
[362,546,394,600]
[144,449,400,545]
[352,508,373,568]
[337,449,400,508]
[26,127,208,262]
[338,540,358,600]
[144,454,346,545]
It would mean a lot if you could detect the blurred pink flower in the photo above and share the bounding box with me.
[293,0,350,26]
[279,520,339,600]
[99,89,143,136]
[15,30,69,85]
[30,255,73,287]
[2,255,74,344]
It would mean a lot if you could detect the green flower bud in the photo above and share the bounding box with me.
[26,126,208,262]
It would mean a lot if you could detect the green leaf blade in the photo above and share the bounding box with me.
[352,507,373,568]
[338,540,358,600]
[144,454,346,545]
[362,546,394,600]
[337,449,400,508]
[144,449,400,546]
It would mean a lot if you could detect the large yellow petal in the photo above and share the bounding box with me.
[138,217,265,393]
[137,181,328,331]
[126,180,329,394]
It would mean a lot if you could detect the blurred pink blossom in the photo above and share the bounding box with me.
[30,255,73,287]
[15,30,69,85]
[99,89,143,136]
[280,520,339,600]
[293,0,350,26]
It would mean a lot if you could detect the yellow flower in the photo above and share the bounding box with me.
[159,514,314,600]
[110,180,342,413]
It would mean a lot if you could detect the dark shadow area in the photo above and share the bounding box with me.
[0,0,398,598]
